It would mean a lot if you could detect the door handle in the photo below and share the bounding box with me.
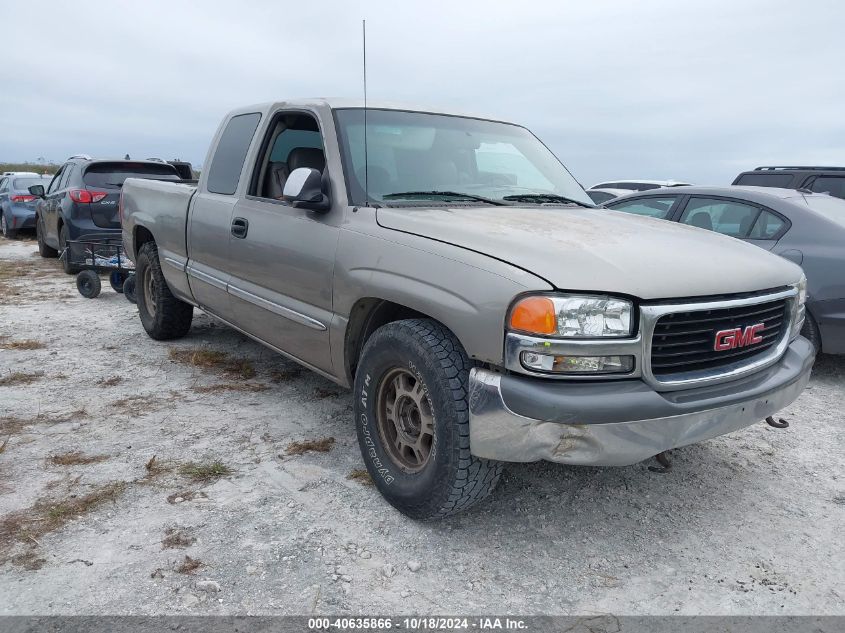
[231,217,249,238]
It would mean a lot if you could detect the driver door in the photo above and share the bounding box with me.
[226,110,339,375]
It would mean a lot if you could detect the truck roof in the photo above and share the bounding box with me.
[227,98,516,126]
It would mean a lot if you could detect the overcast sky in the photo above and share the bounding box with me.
[1,0,843,186]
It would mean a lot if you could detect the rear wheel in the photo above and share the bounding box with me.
[801,312,822,353]
[36,216,58,258]
[59,225,80,274]
[353,318,502,520]
[1,213,17,239]
[135,241,193,340]
[76,270,101,299]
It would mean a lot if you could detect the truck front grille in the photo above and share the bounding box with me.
[650,298,788,376]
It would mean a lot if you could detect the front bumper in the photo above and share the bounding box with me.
[468,337,815,466]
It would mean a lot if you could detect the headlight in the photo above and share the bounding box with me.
[790,275,807,338]
[509,294,634,338]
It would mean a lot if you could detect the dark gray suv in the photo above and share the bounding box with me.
[732,166,845,200]
[30,156,181,273]
[605,185,845,354]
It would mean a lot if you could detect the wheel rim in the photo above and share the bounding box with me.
[143,266,157,318]
[376,367,435,473]
[1,214,6,235]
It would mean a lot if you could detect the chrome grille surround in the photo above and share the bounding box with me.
[504,287,798,392]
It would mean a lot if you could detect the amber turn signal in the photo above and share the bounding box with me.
[509,296,556,335]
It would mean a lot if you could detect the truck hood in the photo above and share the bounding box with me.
[376,205,802,300]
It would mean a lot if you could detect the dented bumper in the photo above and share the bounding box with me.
[468,337,814,466]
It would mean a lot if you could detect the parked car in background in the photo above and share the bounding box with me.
[2,171,40,177]
[121,98,812,519]
[30,156,182,273]
[586,187,630,205]
[605,186,845,354]
[590,179,692,192]
[732,166,845,201]
[0,174,51,238]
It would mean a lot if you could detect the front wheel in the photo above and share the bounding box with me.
[135,241,193,340]
[36,216,58,258]
[353,319,502,520]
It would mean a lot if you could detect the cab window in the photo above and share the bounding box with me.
[679,198,760,237]
[607,196,677,219]
[748,210,786,239]
[251,113,325,201]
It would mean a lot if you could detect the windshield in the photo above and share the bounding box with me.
[799,194,845,228]
[334,108,593,207]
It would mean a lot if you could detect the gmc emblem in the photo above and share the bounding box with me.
[714,324,765,351]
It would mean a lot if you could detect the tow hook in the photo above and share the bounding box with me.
[648,451,672,474]
[766,416,789,429]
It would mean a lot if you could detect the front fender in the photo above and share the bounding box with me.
[332,226,551,377]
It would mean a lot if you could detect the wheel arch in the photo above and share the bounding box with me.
[133,224,155,259]
[343,298,445,384]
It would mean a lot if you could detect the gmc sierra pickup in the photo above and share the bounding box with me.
[121,99,814,520]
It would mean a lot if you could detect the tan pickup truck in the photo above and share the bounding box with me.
[121,99,814,519]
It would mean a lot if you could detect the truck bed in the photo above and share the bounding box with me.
[122,177,197,265]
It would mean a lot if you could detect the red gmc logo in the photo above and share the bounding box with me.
[714,324,765,351]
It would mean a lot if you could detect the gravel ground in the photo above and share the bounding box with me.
[0,236,843,615]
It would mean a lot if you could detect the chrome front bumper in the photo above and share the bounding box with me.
[468,337,815,466]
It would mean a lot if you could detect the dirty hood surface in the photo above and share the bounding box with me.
[376,205,802,299]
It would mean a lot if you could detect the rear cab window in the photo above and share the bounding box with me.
[207,113,262,195]
[83,163,180,189]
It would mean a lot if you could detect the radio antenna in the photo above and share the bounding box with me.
[362,19,370,206]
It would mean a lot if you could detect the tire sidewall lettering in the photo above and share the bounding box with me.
[360,372,395,486]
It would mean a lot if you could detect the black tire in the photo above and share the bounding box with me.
[110,271,127,293]
[135,241,193,340]
[59,225,80,274]
[76,270,101,299]
[36,216,58,258]
[353,318,502,520]
[123,275,137,304]
[801,312,822,353]
[1,212,18,239]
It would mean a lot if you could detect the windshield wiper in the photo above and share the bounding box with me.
[382,191,508,206]
[502,193,594,208]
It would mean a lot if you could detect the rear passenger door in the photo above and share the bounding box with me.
[186,112,263,318]
[676,196,787,250]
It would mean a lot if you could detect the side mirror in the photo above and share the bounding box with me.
[283,167,330,212]
[29,184,45,198]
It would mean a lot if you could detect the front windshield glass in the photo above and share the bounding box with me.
[334,108,593,207]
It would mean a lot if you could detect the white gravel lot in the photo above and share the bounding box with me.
[0,236,843,615]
